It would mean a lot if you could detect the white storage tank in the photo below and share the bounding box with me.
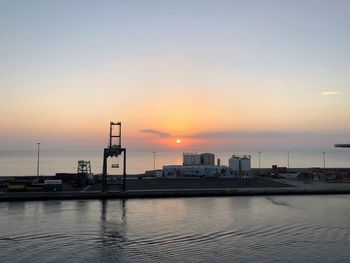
[183,153,201,166]
[183,154,194,165]
[193,154,201,165]
[200,153,215,165]
[240,155,251,172]
[229,155,240,172]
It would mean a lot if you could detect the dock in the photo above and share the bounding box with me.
[1,177,350,201]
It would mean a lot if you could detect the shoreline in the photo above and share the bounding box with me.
[2,177,350,202]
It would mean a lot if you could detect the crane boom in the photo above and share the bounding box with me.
[335,144,350,148]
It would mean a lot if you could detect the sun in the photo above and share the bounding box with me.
[176,139,181,144]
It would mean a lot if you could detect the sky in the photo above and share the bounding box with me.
[0,0,350,151]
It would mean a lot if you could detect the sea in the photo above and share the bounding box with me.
[0,149,350,177]
[1,151,350,262]
[1,196,350,262]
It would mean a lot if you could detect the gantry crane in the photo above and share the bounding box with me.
[102,122,126,192]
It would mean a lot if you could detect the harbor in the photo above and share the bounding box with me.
[1,122,350,201]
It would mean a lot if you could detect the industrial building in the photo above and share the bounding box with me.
[163,165,231,177]
[164,152,227,177]
[163,153,252,178]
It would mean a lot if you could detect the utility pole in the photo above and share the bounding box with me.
[322,152,326,169]
[36,142,41,183]
[153,151,156,171]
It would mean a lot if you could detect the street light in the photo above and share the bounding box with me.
[153,151,156,171]
[258,151,261,169]
[322,152,326,169]
[287,150,290,169]
[36,142,41,183]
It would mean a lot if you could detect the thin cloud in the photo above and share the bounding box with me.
[141,129,171,137]
[190,131,297,139]
[189,130,349,139]
[141,129,350,140]
[321,91,341,96]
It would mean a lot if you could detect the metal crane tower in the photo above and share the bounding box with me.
[102,122,127,192]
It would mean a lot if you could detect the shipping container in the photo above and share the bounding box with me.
[7,184,26,192]
[43,179,63,191]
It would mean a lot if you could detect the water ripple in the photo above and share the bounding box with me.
[1,197,350,263]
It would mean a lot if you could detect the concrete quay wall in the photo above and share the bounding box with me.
[1,187,350,202]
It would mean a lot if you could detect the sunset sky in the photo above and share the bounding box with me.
[1,1,350,151]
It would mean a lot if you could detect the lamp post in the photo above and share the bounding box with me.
[322,152,326,169]
[287,150,290,169]
[36,142,41,183]
[258,151,261,169]
[153,151,156,171]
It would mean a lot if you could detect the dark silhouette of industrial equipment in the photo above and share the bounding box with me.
[335,144,350,148]
[77,160,93,186]
[102,122,126,192]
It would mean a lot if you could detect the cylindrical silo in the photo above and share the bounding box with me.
[183,154,193,165]
[200,153,215,166]
[193,154,201,165]
[229,155,240,172]
[240,155,251,172]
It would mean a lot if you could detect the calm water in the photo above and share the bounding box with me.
[0,196,350,262]
[1,149,350,176]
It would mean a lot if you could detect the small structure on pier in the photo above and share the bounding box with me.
[77,160,94,185]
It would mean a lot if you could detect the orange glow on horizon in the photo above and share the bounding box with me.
[148,136,200,149]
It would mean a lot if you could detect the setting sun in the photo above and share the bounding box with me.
[176,139,181,144]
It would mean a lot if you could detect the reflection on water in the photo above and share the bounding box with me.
[0,196,350,262]
[98,200,128,262]
[100,200,127,245]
